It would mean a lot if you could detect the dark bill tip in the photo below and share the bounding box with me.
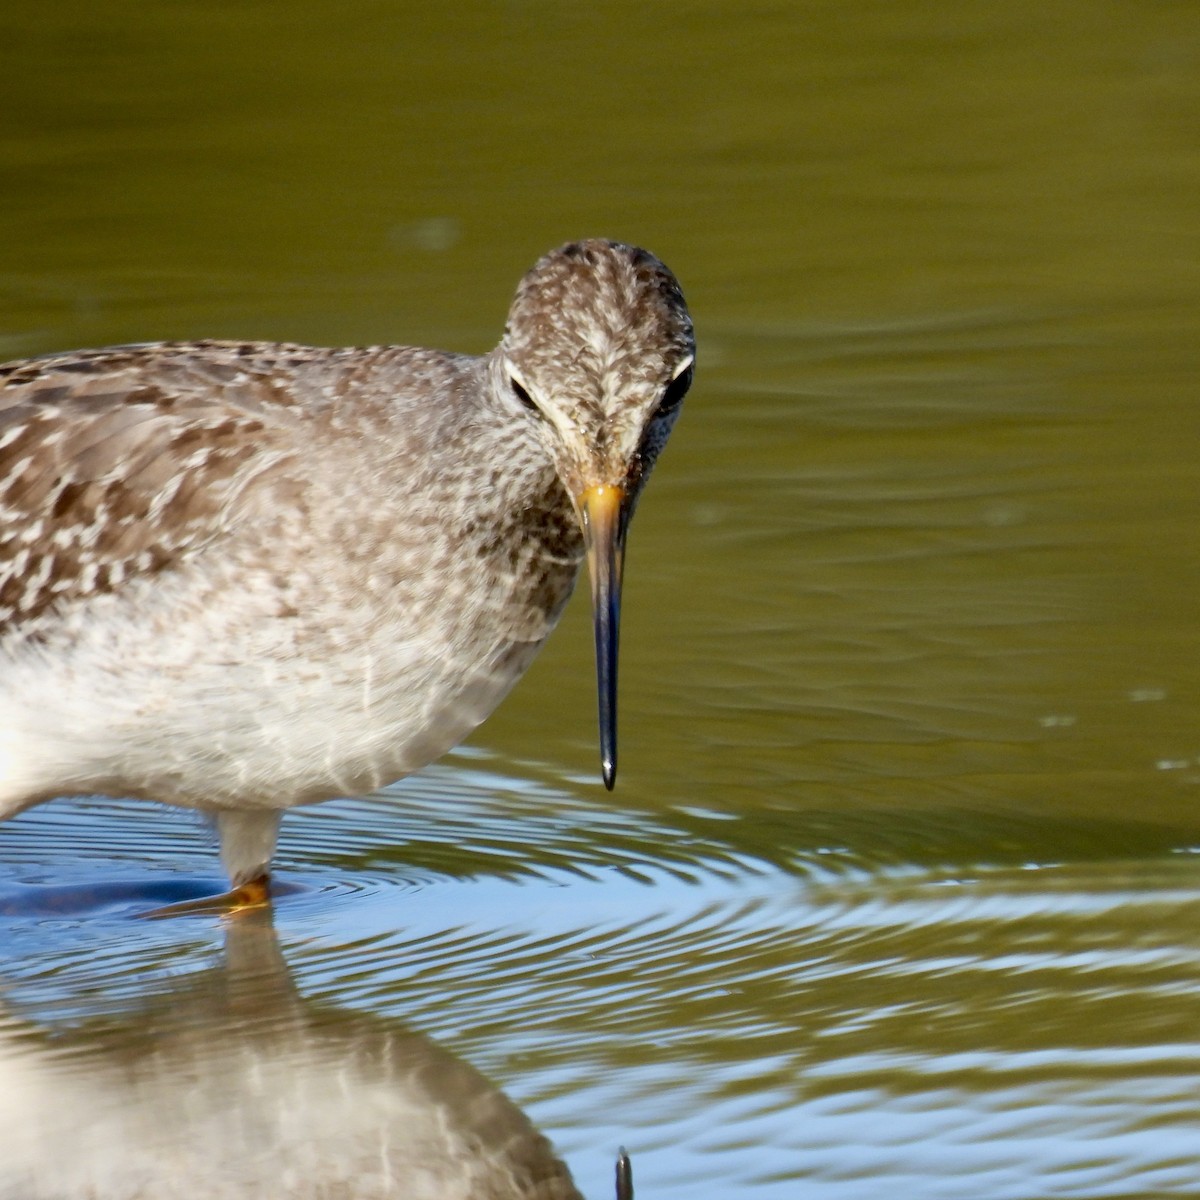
[615,1148,634,1200]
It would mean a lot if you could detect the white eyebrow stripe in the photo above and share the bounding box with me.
[506,361,534,395]
[504,359,578,441]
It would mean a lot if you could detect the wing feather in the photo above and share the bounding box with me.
[0,341,319,629]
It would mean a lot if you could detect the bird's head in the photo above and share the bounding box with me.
[493,239,695,790]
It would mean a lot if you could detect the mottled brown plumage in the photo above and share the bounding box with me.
[0,240,694,897]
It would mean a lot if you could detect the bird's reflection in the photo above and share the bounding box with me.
[0,911,583,1200]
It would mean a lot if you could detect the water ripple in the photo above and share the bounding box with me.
[3,754,1200,1196]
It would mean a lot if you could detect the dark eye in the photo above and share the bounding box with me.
[658,363,693,415]
[510,375,539,413]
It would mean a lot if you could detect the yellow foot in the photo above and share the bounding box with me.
[140,875,272,919]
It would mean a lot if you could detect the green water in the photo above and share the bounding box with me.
[2,2,1200,1197]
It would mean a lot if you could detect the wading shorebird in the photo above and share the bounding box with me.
[0,240,694,907]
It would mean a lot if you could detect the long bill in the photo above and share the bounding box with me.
[579,483,627,791]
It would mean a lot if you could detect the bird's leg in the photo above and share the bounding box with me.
[139,810,283,918]
[140,872,273,919]
[216,809,283,892]
[221,872,273,909]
